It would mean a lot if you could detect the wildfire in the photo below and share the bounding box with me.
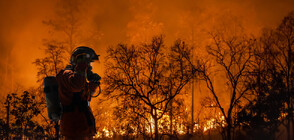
[203,112,226,132]
[146,116,154,134]
[94,128,113,138]
[94,112,226,138]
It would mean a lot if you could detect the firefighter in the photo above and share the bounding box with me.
[56,46,100,140]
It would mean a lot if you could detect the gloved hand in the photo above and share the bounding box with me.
[75,54,89,74]
[86,68,101,97]
[89,82,100,95]
[87,71,101,84]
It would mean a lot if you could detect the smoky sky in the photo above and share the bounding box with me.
[0,0,294,94]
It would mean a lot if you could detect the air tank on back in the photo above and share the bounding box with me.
[44,76,61,122]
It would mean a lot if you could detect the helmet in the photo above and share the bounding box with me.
[70,46,99,65]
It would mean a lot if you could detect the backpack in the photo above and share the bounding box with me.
[44,76,62,122]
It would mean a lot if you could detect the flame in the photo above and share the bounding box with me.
[195,123,200,130]
[278,113,287,121]
[145,114,187,135]
[94,112,226,138]
[203,118,216,132]
[203,112,226,132]
[94,127,113,138]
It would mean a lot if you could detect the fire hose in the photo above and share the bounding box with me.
[91,84,101,98]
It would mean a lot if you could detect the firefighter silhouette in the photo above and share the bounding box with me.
[56,46,100,140]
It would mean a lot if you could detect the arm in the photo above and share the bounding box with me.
[58,54,89,92]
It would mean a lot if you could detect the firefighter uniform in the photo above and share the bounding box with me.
[57,61,98,139]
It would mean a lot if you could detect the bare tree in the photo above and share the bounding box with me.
[104,36,202,140]
[3,91,49,139]
[32,43,65,140]
[274,12,294,140]
[43,0,82,55]
[234,29,287,140]
[197,31,255,140]
[257,11,294,140]
[43,0,101,56]
[33,43,65,83]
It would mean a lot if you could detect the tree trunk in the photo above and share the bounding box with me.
[54,121,59,140]
[288,94,293,140]
[226,116,232,140]
[6,97,10,140]
[292,110,294,140]
[150,122,153,139]
[192,77,194,134]
[286,46,292,140]
[226,124,231,140]
[20,124,23,139]
[154,117,159,140]
[169,99,173,140]
[154,109,159,140]
[287,119,290,140]
[286,82,291,140]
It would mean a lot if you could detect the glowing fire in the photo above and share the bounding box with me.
[146,115,154,134]
[203,118,215,132]
[94,112,226,138]
[203,112,226,132]
[94,128,113,138]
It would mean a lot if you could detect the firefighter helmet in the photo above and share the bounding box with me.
[70,46,99,65]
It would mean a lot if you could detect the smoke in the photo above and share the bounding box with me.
[0,0,293,92]
[0,0,54,94]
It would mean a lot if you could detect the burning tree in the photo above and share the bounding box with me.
[104,36,202,140]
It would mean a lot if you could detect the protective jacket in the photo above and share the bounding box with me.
[56,63,97,137]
